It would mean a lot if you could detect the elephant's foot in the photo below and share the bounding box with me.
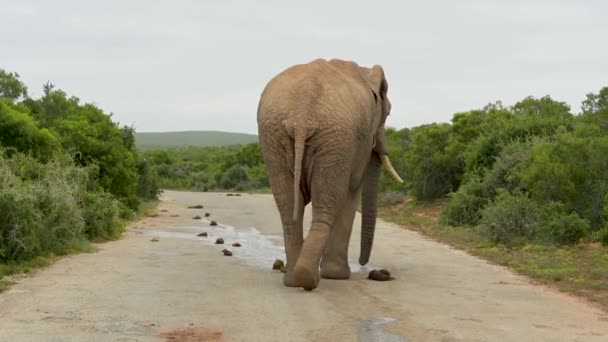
[293,264,320,291]
[320,260,351,280]
[282,270,300,287]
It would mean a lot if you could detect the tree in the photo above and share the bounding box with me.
[512,95,571,118]
[0,69,28,101]
[581,87,608,133]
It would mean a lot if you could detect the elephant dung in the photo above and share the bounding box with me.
[210,220,218,226]
[196,232,208,237]
[222,249,232,256]
[272,259,285,271]
[215,238,224,244]
[368,269,394,281]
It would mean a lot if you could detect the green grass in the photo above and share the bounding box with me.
[379,200,608,311]
[135,131,258,150]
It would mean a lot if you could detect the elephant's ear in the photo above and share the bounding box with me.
[369,65,388,103]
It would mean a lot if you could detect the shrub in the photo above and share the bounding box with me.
[440,178,488,226]
[136,156,161,200]
[0,152,86,261]
[479,191,542,244]
[0,99,61,160]
[378,191,406,207]
[543,212,590,245]
[82,191,123,241]
[405,123,462,200]
[219,164,249,189]
[599,228,608,246]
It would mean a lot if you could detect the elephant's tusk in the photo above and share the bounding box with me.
[381,155,404,183]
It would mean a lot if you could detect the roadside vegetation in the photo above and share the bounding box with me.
[377,87,608,309]
[142,143,268,192]
[0,69,160,290]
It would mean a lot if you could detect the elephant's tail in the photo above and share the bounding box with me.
[292,127,307,222]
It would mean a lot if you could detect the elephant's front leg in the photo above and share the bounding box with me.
[320,192,357,279]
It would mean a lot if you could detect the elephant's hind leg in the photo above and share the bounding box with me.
[265,162,305,287]
[281,194,305,287]
[320,192,357,279]
[292,159,351,290]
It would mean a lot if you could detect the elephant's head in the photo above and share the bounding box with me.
[359,65,403,266]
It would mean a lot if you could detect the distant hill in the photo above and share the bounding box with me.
[135,131,258,150]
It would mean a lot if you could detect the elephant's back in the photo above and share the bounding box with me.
[257,59,372,127]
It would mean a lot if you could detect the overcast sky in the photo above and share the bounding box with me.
[2,1,607,134]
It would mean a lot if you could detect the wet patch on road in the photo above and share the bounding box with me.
[132,219,378,273]
[359,317,407,342]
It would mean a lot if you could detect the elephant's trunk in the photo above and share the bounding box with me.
[359,153,382,266]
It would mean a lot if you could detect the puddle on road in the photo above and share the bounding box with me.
[133,219,377,273]
[360,317,407,342]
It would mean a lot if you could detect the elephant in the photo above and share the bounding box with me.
[256,58,403,290]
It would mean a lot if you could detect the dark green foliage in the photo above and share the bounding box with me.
[440,177,487,226]
[0,70,28,100]
[405,123,461,200]
[598,228,608,246]
[82,191,123,241]
[480,192,542,244]
[519,128,608,229]
[378,191,406,207]
[543,212,589,246]
[581,87,608,133]
[219,164,249,189]
[42,98,140,209]
[143,142,268,191]
[0,68,159,265]
[417,89,608,248]
[0,152,86,261]
[0,100,61,160]
[136,157,161,200]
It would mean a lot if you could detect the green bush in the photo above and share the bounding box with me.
[0,152,86,261]
[440,178,488,226]
[143,144,268,192]
[598,228,608,246]
[0,99,61,160]
[82,191,123,241]
[479,191,542,244]
[219,164,249,190]
[405,123,461,200]
[543,211,590,245]
[136,156,161,200]
[378,191,406,207]
[520,129,608,229]
[539,202,591,245]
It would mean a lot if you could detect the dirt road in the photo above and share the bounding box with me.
[1,191,607,341]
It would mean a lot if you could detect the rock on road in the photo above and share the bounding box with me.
[1,191,607,342]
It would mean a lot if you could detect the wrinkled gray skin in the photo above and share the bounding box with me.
[257,58,402,290]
